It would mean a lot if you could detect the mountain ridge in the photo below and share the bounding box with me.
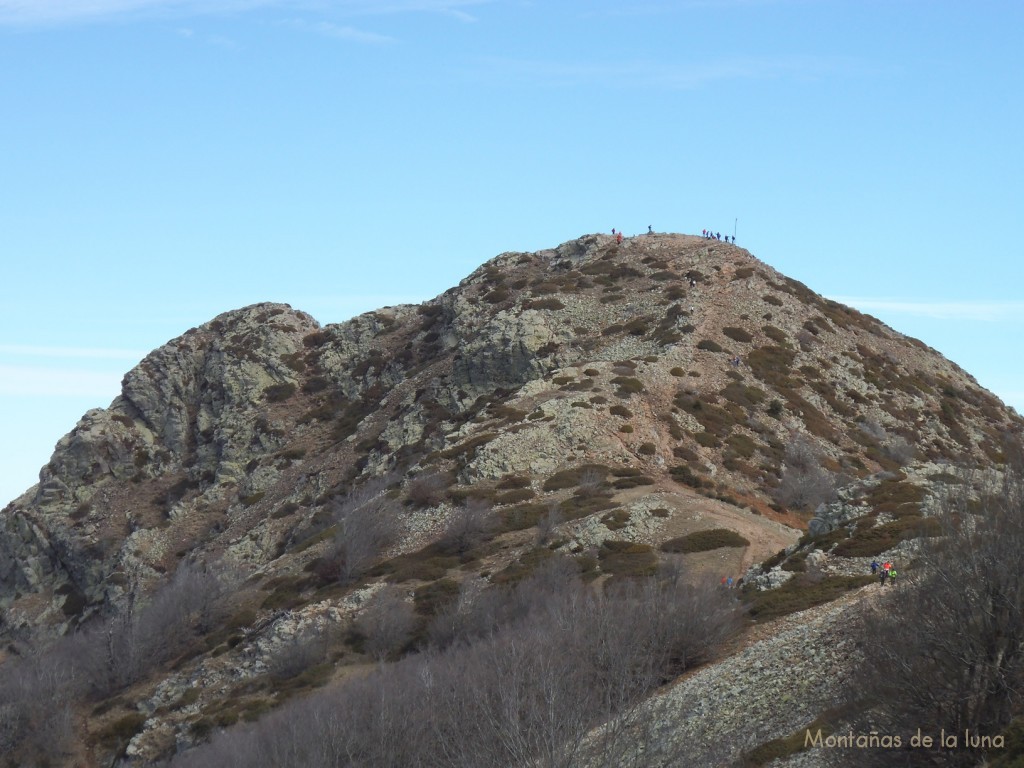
[1,232,1021,765]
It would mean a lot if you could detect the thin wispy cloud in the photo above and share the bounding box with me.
[0,344,146,361]
[580,0,800,18]
[283,18,395,44]
[473,54,849,89]
[0,365,124,398]
[0,0,488,25]
[0,0,275,25]
[830,298,1024,322]
[336,0,486,22]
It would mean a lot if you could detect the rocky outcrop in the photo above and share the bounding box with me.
[1,233,1021,766]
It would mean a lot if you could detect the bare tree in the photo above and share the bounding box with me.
[406,471,452,508]
[356,587,417,662]
[773,434,836,511]
[325,480,401,584]
[577,467,606,495]
[535,502,563,546]
[858,418,887,442]
[440,498,494,555]
[852,464,1024,767]
[883,434,916,465]
[168,562,743,768]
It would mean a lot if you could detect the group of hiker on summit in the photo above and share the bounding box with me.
[609,226,735,244]
[703,229,735,244]
[870,559,899,586]
[611,226,656,244]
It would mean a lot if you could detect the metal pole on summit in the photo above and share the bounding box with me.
[734,218,737,241]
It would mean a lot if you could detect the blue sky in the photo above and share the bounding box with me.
[2,0,1022,505]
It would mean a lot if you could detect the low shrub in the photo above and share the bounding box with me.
[413,579,460,616]
[611,377,644,396]
[697,339,723,353]
[494,488,535,505]
[601,510,631,530]
[670,464,710,487]
[612,475,655,489]
[745,574,875,620]
[97,712,147,748]
[723,327,754,343]
[832,516,941,558]
[498,503,549,532]
[490,548,557,585]
[559,493,615,519]
[661,528,750,553]
[598,540,658,578]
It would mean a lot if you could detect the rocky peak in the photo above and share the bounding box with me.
[1,233,1021,766]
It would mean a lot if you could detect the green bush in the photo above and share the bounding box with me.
[723,327,754,343]
[370,544,462,582]
[609,404,633,418]
[542,464,608,491]
[697,339,723,353]
[832,516,940,558]
[494,488,535,505]
[490,548,558,585]
[97,712,147,748]
[661,528,750,553]
[746,574,874,620]
[559,494,615,519]
[612,475,654,489]
[601,510,631,530]
[761,325,790,345]
[667,462,708,487]
[496,474,531,489]
[598,540,658,578]
[498,503,548,532]
[726,434,757,458]
[414,579,460,616]
[611,377,644,395]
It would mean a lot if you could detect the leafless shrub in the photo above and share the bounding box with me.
[773,435,836,511]
[0,645,79,764]
[577,467,606,494]
[534,502,562,546]
[268,624,328,681]
[324,479,401,584]
[858,418,887,442]
[440,498,494,555]
[171,561,742,768]
[406,471,452,508]
[852,464,1024,767]
[796,328,817,351]
[75,560,238,696]
[356,587,417,661]
[883,435,916,465]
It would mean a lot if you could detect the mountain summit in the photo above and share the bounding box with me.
[2,233,1021,765]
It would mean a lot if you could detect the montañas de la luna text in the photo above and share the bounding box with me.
[805,729,1005,750]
